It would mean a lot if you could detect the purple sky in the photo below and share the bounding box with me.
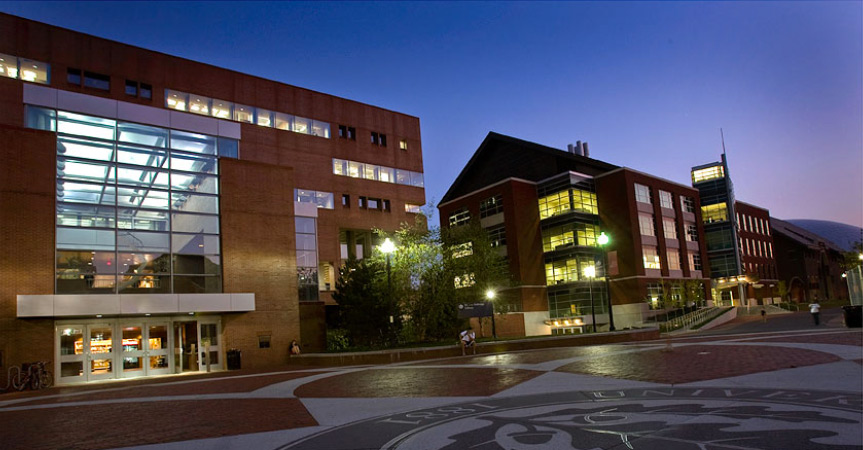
[2,1,861,227]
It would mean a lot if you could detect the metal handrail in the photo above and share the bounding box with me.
[659,306,719,332]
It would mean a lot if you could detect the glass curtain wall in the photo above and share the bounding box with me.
[27,107,233,294]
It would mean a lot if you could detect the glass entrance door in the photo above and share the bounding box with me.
[198,321,221,372]
[120,324,146,378]
[87,324,115,381]
[173,321,199,373]
[58,325,86,383]
[147,323,171,376]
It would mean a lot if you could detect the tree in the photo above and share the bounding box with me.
[332,257,400,347]
[776,280,790,303]
[682,279,705,308]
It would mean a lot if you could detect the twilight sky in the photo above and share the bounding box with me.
[2,1,861,228]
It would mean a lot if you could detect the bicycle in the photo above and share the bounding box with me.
[2,361,54,392]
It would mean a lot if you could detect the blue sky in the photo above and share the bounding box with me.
[2,1,861,227]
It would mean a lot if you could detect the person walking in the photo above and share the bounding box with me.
[808,298,821,326]
[760,307,767,323]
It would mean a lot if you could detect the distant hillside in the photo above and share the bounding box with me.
[786,219,862,252]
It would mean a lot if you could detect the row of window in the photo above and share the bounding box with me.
[332,158,424,187]
[28,106,226,295]
[66,68,153,100]
[542,223,600,252]
[741,237,774,259]
[548,287,608,320]
[737,212,770,235]
[692,165,724,184]
[634,183,696,214]
[746,262,777,280]
[545,256,603,286]
[642,246,702,272]
[702,203,728,224]
[637,214,698,242]
[539,189,598,220]
[165,89,330,138]
[0,53,50,84]
[296,189,335,209]
[479,195,504,218]
[449,208,470,226]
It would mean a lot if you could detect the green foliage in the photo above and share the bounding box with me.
[777,280,790,302]
[332,211,513,349]
[326,328,350,351]
[332,257,400,347]
[682,280,705,307]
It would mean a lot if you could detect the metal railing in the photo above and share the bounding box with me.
[658,307,719,332]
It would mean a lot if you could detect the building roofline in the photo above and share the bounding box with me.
[438,176,536,208]
[439,131,618,204]
[0,12,420,121]
[596,167,699,192]
[735,200,770,213]
[691,161,723,171]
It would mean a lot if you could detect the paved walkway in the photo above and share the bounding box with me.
[1,310,860,450]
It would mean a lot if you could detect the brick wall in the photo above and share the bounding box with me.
[219,158,298,368]
[0,125,56,386]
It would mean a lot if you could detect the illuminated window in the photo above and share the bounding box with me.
[454,273,475,289]
[399,139,408,150]
[0,53,19,79]
[294,189,334,209]
[165,90,188,112]
[659,190,673,209]
[638,214,655,236]
[451,242,473,258]
[643,246,661,269]
[572,189,598,214]
[667,250,681,270]
[331,158,422,187]
[449,208,470,227]
[701,203,728,223]
[405,203,421,214]
[539,191,571,219]
[692,165,725,183]
[635,184,651,204]
[662,217,677,240]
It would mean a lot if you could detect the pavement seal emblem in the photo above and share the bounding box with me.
[281,388,862,450]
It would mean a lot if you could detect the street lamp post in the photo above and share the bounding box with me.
[380,238,396,332]
[598,232,615,331]
[380,238,396,291]
[584,266,597,333]
[486,289,497,339]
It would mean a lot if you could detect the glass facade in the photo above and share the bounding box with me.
[332,158,424,187]
[165,89,330,138]
[692,165,725,183]
[547,286,608,319]
[27,107,230,294]
[296,216,319,301]
[542,222,599,251]
[479,194,504,218]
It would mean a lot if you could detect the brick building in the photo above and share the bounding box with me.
[0,13,425,384]
[439,133,711,336]
[770,218,848,303]
[734,201,779,304]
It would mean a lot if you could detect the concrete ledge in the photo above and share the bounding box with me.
[287,328,660,367]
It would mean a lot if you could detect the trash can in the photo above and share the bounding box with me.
[843,305,862,328]
[227,349,242,370]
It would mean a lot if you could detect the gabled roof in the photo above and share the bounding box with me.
[770,217,843,253]
[440,132,618,205]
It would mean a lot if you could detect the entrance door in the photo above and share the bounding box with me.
[120,324,146,379]
[57,325,86,383]
[87,323,115,381]
[198,321,221,372]
[146,323,171,376]
[173,321,199,373]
